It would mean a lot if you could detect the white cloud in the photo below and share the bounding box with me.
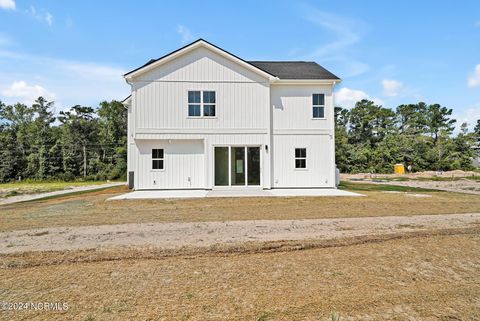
[300,6,369,78]
[0,49,128,110]
[452,105,480,133]
[26,6,53,26]
[335,87,384,108]
[467,64,480,88]
[177,25,193,44]
[0,0,15,10]
[2,81,56,105]
[382,79,404,97]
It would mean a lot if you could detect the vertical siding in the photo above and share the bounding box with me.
[271,85,333,130]
[136,139,204,190]
[132,47,269,131]
[272,135,334,188]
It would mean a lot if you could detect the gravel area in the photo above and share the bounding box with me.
[1,213,478,254]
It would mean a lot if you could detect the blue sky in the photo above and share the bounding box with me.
[0,0,479,130]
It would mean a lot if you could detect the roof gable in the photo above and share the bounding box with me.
[124,39,277,81]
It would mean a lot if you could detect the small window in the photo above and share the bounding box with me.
[188,91,201,117]
[295,148,306,169]
[203,91,216,117]
[152,149,164,170]
[312,93,325,118]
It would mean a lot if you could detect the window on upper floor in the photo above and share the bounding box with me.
[295,148,307,169]
[188,91,201,117]
[188,90,216,117]
[312,93,325,119]
[203,91,216,117]
[152,148,164,170]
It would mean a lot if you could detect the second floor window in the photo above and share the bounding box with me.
[312,93,325,118]
[188,90,216,117]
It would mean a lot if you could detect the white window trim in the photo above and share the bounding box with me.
[187,90,216,118]
[312,93,326,120]
[151,148,165,172]
[294,147,308,170]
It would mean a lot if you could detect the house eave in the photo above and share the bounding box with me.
[270,79,342,86]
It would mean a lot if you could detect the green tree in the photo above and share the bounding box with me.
[58,106,99,178]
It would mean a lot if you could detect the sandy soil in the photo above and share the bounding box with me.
[1,213,478,254]
[375,179,480,194]
[342,169,479,179]
[342,170,480,194]
[1,232,479,320]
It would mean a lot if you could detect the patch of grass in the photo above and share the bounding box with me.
[339,181,439,192]
[17,185,123,204]
[0,180,124,198]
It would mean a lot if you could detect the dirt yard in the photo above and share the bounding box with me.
[1,231,479,320]
[0,184,479,320]
[1,185,479,232]
[342,170,480,194]
[1,213,478,254]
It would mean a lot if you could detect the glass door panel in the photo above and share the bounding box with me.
[247,147,260,185]
[231,147,245,186]
[214,147,229,186]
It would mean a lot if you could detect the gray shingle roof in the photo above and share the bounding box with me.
[248,61,340,80]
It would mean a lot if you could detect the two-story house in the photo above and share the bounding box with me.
[123,39,340,191]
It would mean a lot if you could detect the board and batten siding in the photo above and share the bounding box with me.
[270,84,335,188]
[131,47,270,133]
[135,139,205,190]
[272,134,334,188]
[270,84,334,131]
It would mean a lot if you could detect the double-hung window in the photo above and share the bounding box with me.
[152,149,164,170]
[188,90,216,117]
[312,93,325,118]
[295,148,307,169]
[203,91,216,116]
[188,91,201,117]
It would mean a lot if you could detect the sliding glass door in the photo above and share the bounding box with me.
[214,146,261,187]
[214,147,229,186]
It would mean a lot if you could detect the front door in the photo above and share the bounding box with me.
[214,146,261,187]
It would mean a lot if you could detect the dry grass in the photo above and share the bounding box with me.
[0,185,479,232]
[1,230,479,320]
[0,180,116,198]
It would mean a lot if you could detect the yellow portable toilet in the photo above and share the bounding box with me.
[394,164,405,175]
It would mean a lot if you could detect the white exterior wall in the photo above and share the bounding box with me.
[126,43,337,190]
[132,47,269,132]
[134,139,204,189]
[270,84,335,188]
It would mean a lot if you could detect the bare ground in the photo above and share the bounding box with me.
[342,170,480,194]
[0,213,479,254]
[1,230,479,320]
[1,186,480,232]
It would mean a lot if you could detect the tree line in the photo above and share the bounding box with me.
[0,97,479,183]
[0,97,127,183]
[335,100,479,173]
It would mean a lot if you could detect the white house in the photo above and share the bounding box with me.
[123,39,340,191]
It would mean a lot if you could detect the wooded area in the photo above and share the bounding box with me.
[335,100,479,173]
[0,97,478,183]
[0,97,127,183]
